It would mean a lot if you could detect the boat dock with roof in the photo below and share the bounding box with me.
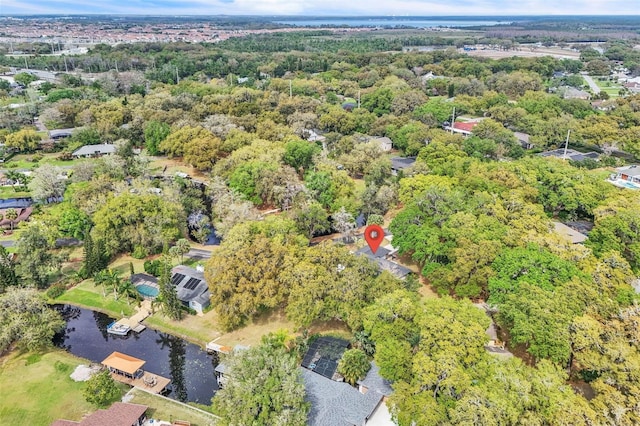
[101,351,170,394]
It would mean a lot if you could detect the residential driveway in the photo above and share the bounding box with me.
[186,248,212,261]
[582,74,601,94]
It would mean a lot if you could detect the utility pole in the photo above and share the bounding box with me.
[562,129,571,160]
[289,79,292,98]
[450,107,456,134]
[115,60,119,73]
[63,56,68,73]
[24,56,28,70]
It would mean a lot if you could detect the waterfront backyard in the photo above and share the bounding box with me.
[0,350,218,425]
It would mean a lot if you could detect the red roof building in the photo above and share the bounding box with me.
[451,121,478,134]
[50,402,147,426]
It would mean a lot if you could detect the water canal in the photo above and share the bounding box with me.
[52,305,219,404]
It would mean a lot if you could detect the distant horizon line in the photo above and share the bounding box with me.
[2,14,640,18]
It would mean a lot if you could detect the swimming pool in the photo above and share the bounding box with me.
[136,284,159,298]
[620,181,639,189]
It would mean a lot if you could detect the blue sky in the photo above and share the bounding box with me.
[0,0,636,16]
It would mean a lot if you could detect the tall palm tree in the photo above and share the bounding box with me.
[118,279,137,306]
[93,269,110,297]
[104,269,122,301]
[4,208,18,231]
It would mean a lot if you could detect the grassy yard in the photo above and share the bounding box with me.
[0,349,218,426]
[5,153,85,169]
[55,279,135,317]
[127,388,218,426]
[0,350,97,425]
[595,78,623,98]
[0,185,30,198]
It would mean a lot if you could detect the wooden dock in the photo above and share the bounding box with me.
[114,301,151,333]
[109,370,171,394]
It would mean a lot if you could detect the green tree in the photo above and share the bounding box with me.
[283,139,320,175]
[92,193,184,256]
[0,246,17,292]
[206,232,299,330]
[143,120,170,156]
[169,238,191,264]
[3,208,18,231]
[0,288,64,353]
[15,222,64,288]
[5,129,42,152]
[291,202,330,239]
[158,257,182,320]
[13,72,37,86]
[213,342,308,426]
[58,206,91,239]
[338,348,371,385]
[83,370,121,407]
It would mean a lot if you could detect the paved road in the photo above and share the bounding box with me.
[0,240,14,247]
[186,248,212,260]
[582,74,601,94]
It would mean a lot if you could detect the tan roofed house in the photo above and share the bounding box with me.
[102,351,145,377]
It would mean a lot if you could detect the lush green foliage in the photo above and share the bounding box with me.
[0,288,65,354]
[212,339,308,426]
[83,370,121,407]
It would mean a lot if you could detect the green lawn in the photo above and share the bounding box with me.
[595,78,622,98]
[127,388,218,426]
[54,279,135,317]
[0,350,98,425]
[0,185,30,198]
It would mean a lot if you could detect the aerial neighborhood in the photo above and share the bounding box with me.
[1,10,640,426]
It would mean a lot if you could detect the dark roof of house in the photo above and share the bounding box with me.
[356,246,412,278]
[130,273,158,286]
[49,128,76,138]
[356,245,390,259]
[51,402,147,426]
[375,258,412,278]
[171,265,210,305]
[72,143,116,157]
[390,157,416,170]
[539,149,599,162]
[357,363,393,397]
[301,368,383,426]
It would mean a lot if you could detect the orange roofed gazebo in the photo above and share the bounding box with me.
[101,351,145,379]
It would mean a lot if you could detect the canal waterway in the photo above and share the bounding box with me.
[52,305,219,404]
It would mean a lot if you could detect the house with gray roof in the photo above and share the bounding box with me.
[49,128,76,140]
[356,245,413,279]
[72,143,116,158]
[539,148,599,162]
[390,157,416,176]
[301,367,387,426]
[357,363,393,397]
[171,265,211,314]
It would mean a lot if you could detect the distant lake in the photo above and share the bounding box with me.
[273,17,514,28]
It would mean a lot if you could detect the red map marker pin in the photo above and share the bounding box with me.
[364,224,384,254]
